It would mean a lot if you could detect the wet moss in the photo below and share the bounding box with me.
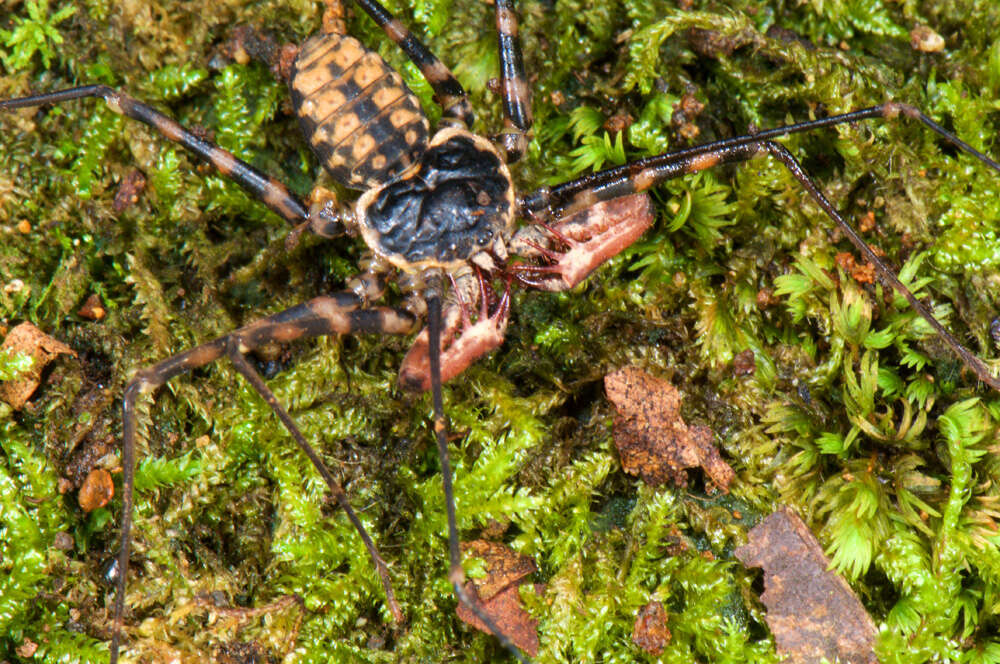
[1,0,1000,662]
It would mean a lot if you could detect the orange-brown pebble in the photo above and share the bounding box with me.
[78,468,114,512]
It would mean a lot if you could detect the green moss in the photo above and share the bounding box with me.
[2,0,1000,662]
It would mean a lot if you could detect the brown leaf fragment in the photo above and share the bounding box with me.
[78,468,115,512]
[734,507,877,664]
[457,540,540,656]
[0,322,76,409]
[605,367,734,489]
[461,540,537,600]
[456,583,540,657]
[632,600,671,655]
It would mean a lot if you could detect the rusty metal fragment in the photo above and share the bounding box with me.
[734,507,877,664]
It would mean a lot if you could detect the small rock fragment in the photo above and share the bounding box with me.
[78,468,115,512]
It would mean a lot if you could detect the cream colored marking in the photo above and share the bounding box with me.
[688,151,720,172]
[325,150,348,171]
[294,66,334,97]
[209,148,239,174]
[503,76,531,104]
[330,37,366,71]
[351,133,377,162]
[570,189,599,211]
[496,7,518,36]
[311,127,330,146]
[634,168,656,191]
[390,107,420,129]
[353,53,385,88]
[154,116,185,143]
[423,60,451,84]
[371,85,406,109]
[383,18,410,43]
[404,128,419,144]
[262,180,290,208]
[309,300,351,333]
[327,112,362,146]
[302,87,348,126]
[371,154,387,171]
[272,325,305,343]
[187,345,222,366]
[106,94,123,115]
[296,36,338,69]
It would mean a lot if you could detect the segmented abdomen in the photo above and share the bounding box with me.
[290,33,429,190]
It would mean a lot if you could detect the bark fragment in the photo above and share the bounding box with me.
[734,507,877,664]
[456,540,540,656]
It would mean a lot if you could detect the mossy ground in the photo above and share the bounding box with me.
[2,0,1000,662]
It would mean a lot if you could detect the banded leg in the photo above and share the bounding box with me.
[111,291,417,664]
[519,103,1000,390]
[423,292,529,664]
[352,0,475,127]
[0,86,312,226]
[495,0,533,163]
[522,103,1000,219]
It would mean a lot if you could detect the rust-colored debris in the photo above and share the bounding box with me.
[112,169,146,213]
[673,91,705,140]
[835,252,876,284]
[214,641,268,664]
[632,600,671,655]
[605,367,734,490]
[604,112,634,134]
[0,321,75,409]
[731,348,756,376]
[456,540,540,656]
[77,293,106,320]
[734,507,877,664]
[78,468,114,512]
[15,638,38,658]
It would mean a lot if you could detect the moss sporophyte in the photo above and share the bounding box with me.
[2,0,1000,662]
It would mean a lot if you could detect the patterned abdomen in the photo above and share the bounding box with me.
[290,33,429,190]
